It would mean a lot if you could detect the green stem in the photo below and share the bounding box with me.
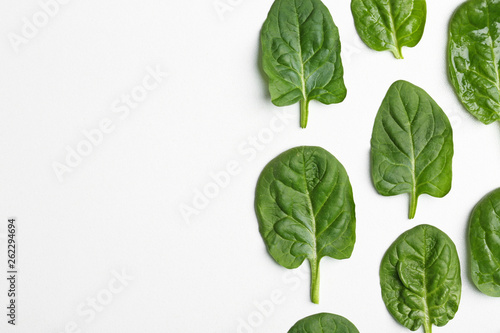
[423,320,432,333]
[409,191,418,219]
[392,47,404,59]
[310,259,320,304]
[300,99,309,129]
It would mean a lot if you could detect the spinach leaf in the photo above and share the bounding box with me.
[448,0,500,124]
[351,0,427,59]
[469,188,500,296]
[260,0,346,128]
[255,146,355,304]
[288,313,359,333]
[380,224,462,333]
[371,80,454,219]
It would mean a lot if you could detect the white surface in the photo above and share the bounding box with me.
[1,0,500,332]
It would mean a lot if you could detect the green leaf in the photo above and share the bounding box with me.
[255,146,356,304]
[370,80,454,219]
[288,313,359,333]
[260,0,346,128]
[469,188,500,296]
[448,0,500,125]
[351,0,427,59]
[380,224,462,333]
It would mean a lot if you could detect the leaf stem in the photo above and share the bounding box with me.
[424,320,432,333]
[300,99,309,129]
[310,258,320,304]
[391,47,404,59]
[409,191,418,219]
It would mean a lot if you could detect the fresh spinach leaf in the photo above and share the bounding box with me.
[260,0,346,128]
[288,313,359,333]
[380,224,462,333]
[255,146,355,304]
[371,80,454,219]
[351,0,427,59]
[448,0,500,124]
[469,188,500,296]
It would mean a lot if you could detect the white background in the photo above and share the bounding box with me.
[1,0,500,332]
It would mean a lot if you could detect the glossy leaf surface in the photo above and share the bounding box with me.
[469,188,500,296]
[380,224,461,333]
[371,80,454,219]
[448,0,500,124]
[351,0,427,59]
[288,313,359,333]
[261,0,346,128]
[255,146,355,304]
